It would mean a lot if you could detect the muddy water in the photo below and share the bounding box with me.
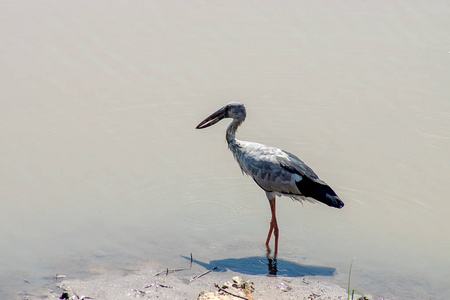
[1,1,449,298]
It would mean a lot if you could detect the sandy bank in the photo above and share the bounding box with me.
[31,258,371,300]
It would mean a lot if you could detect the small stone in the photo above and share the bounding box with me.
[197,276,255,300]
[60,292,69,300]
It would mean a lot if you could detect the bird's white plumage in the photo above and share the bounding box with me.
[231,140,316,204]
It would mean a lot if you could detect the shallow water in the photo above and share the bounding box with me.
[1,1,450,299]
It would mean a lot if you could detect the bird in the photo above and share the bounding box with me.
[196,102,344,257]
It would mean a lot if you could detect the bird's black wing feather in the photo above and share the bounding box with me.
[277,151,344,209]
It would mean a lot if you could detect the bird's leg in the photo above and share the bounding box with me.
[265,197,279,258]
[265,218,274,246]
[272,200,279,257]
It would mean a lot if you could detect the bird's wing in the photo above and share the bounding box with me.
[276,150,321,182]
[276,150,344,208]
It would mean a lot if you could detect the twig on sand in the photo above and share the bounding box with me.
[144,283,173,289]
[154,268,186,276]
[190,267,218,281]
[71,290,93,300]
[59,285,93,300]
[132,289,147,295]
[137,283,173,295]
[214,283,250,300]
[154,252,195,276]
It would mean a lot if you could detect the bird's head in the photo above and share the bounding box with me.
[196,102,246,129]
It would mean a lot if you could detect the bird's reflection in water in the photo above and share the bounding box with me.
[267,257,278,276]
[182,256,335,277]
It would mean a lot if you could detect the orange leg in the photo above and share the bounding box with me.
[265,197,279,258]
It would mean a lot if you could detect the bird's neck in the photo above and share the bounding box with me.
[226,118,243,150]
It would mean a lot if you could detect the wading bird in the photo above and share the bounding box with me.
[196,103,344,257]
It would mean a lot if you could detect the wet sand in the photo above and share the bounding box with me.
[34,260,363,300]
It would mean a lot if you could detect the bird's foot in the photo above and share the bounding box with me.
[265,245,278,260]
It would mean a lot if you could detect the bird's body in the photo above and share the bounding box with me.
[229,139,342,208]
[232,140,307,199]
[196,102,344,257]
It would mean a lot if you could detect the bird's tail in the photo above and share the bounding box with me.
[296,177,344,209]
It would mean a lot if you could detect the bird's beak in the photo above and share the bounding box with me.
[196,106,227,129]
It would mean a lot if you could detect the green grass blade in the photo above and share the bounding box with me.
[347,259,353,300]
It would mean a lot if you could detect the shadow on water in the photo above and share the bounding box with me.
[181,256,336,277]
